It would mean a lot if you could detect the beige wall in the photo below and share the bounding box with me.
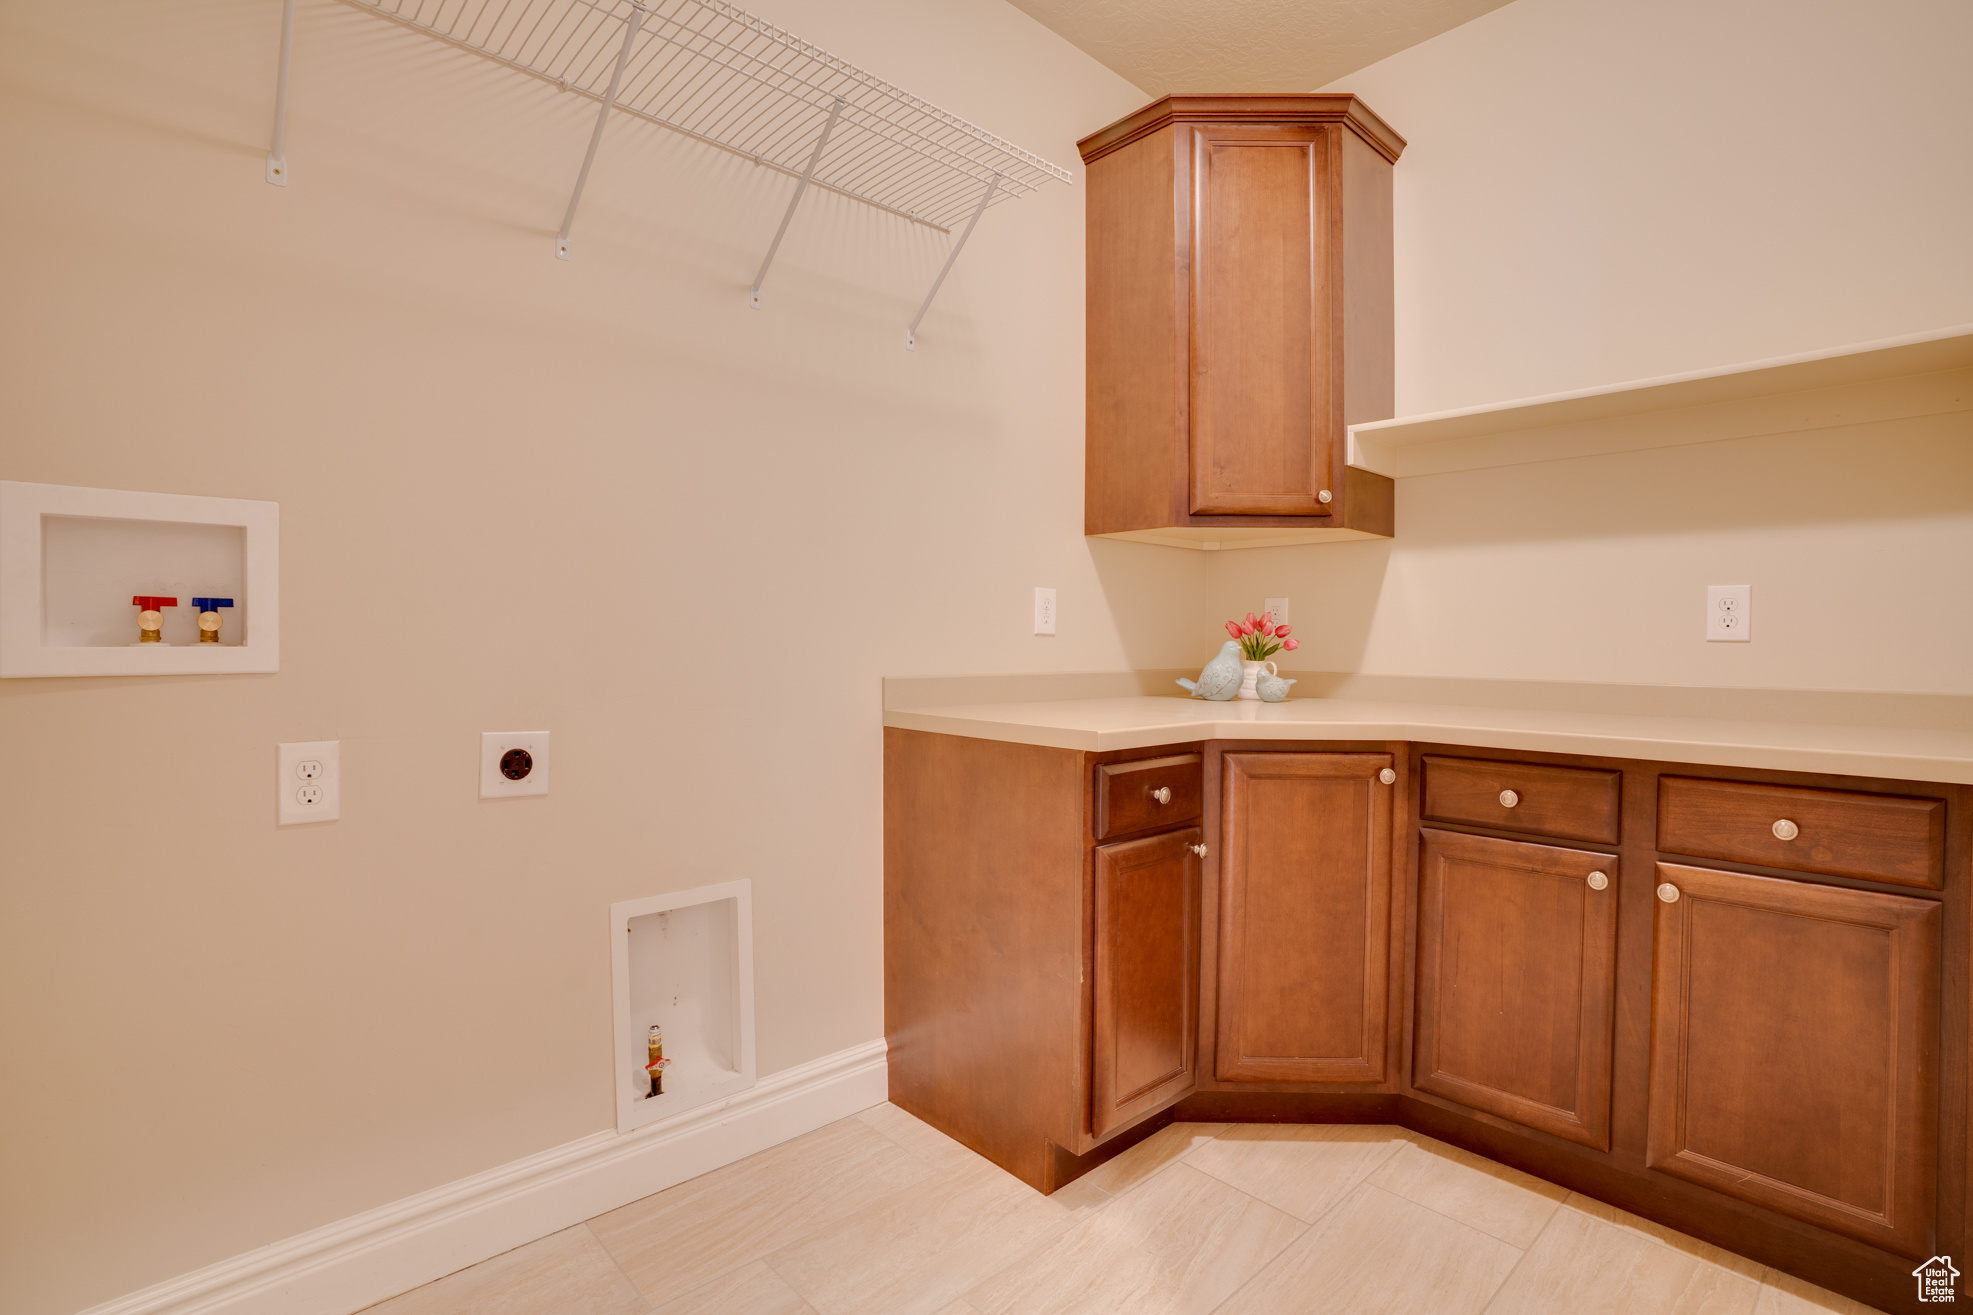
[0,3,1168,1310]
[1335,0,1973,416]
[5,0,1970,1308]
[1203,0,1973,696]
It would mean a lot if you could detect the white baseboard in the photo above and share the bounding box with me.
[80,1039,889,1315]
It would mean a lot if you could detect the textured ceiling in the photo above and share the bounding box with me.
[1003,0,1515,97]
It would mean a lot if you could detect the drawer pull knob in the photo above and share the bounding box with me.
[1657,882,1680,903]
[1587,871,1609,891]
[1188,843,1208,858]
[1772,818,1799,841]
[1378,768,1396,785]
[1499,789,1520,808]
[1151,786,1171,805]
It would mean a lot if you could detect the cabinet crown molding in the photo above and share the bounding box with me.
[1077,94,1407,166]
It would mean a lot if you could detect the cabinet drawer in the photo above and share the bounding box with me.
[1657,777,1945,889]
[1422,756,1620,844]
[1096,754,1203,839]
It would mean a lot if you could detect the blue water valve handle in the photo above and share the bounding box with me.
[191,597,235,643]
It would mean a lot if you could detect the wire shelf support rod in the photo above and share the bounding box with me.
[265,0,297,185]
[750,96,843,308]
[906,173,997,351]
[556,2,648,260]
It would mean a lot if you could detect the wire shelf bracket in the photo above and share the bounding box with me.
[751,96,842,308]
[906,172,995,351]
[265,0,296,185]
[266,0,1073,347]
[556,3,646,260]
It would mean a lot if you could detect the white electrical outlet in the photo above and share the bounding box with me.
[481,731,550,798]
[1033,587,1057,636]
[1264,597,1290,626]
[1706,585,1751,642]
[278,741,340,825]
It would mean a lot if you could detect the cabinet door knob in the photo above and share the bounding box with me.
[1378,768,1396,785]
[1318,489,1333,504]
[1771,818,1799,841]
[1657,882,1680,903]
[1151,786,1171,805]
[1499,789,1520,808]
[1587,871,1609,891]
[1188,843,1208,858]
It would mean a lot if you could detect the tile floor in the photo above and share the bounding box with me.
[363,1108,1886,1314]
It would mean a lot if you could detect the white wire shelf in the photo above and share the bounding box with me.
[338,0,1072,232]
[265,0,1072,343]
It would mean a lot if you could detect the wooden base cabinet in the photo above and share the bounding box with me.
[884,729,1204,1193]
[1216,752,1393,1083]
[1646,861,1943,1258]
[1413,829,1618,1150]
[887,729,1967,1311]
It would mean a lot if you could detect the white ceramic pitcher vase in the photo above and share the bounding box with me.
[1237,660,1276,701]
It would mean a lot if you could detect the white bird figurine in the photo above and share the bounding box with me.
[1176,640,1244,701]
[1256,668,1298,702]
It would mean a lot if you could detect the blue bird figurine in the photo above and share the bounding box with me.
[1256,666,1298,702]
[1176,640,1244,701]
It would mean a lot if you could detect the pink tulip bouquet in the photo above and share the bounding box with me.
[1226,612,1299,662]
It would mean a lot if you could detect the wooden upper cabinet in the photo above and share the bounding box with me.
[1079,96,1405,550]
[1646,862,1941,1257]
[1414,830,1618,1150]
[1091,828,1201,1138]
[1191,127,1332,516]
[1216,752,1394,1083]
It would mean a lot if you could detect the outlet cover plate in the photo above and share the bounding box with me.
[481,730,550,798]
[1033,587,1057,636]
[278,740,339,825]
[1264,597,1290,626]
[1706,585,1751,642]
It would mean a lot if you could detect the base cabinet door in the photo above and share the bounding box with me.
[1092,828,1201,1138]
[1216,753,1393,1083]
[1413,829,1617,1149]
[1647,862,1941,1257]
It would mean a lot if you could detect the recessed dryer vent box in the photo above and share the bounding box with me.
[0,481,278,677]
[610,880,757,1134]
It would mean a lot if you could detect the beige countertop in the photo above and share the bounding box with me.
[881,673,1973,784]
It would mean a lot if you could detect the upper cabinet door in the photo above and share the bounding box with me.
[1190,126,1337,517]
[1414,829,1618,1150]
[1217,752,1393,1083]
[1092,827,1201,1138]
[1646,862,1941,1257]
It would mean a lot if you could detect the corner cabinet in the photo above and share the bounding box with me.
[1215,752,1393,1082]
[1079,95,1406,551]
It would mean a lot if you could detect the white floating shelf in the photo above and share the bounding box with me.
[0,481,279,678]
[611,880,757,1134]
[1347,323,1973,480]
